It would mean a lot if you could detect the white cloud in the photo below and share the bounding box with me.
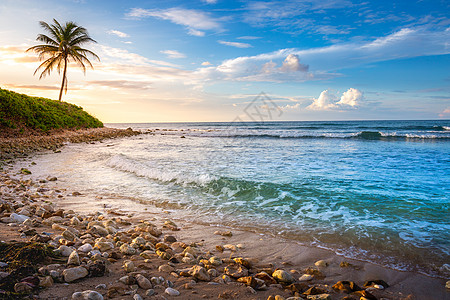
[218,40,252,48]
[337,88,363,107]
[202,0,217,3]
[126,8,221,36]
[107,30,130,38]
[307,90,338,110]
[279,54,308,72]
[307,88,363,110]
[201,27,450,83]
[160,50,186,59]
[99,45,178,67]
[237,36,261,40]
[201,61,212,66]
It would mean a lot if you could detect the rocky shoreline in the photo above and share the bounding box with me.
[0,131,449,299]
[0,127,140,161]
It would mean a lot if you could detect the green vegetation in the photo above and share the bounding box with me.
[0,88,103,132]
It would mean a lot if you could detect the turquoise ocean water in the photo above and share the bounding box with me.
[32,120,450,277]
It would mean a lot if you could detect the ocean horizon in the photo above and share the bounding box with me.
[27,119,450,278]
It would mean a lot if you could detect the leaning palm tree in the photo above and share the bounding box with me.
[27,19,99,101]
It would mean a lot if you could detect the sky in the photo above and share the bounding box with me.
[0,0,449,122]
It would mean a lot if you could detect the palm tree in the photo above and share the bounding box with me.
[27,19,99,101]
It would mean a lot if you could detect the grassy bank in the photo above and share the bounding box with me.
[0,88,102,136]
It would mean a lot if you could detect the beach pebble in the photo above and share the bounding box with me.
[95,283,107,289]
[136,274,152,289]
[158,264,175,273]
[133,294,143,300]
[306,294,331,300]
[95,241,114,252]
[120,243,137,255]
[445,280,450,289]
[72,290,104,300]
[14,282,33,293]
[214,230,232,237]
[123,260,136,273]
[314,260,328,268]
[67,251,81,265]
[224,264,248,278]
[39,276,54,288]
[145,289,155,296]
[272,269,294,284]
[119,275,136,285]
[9,213,29,223]
[62,229,77,241]
[255,272,277,285]
[189,265,210,281]
[78,243,93,253]
[209,256,222,266]
[93,225,109,236]
[165,287,180,296]
[298,274,314,282]
[57,245,75,257]
[164,235,177,243]
[234,257,251,268]
[63,266,89,282]
[332,281,361,293]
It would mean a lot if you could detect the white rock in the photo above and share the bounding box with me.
[165,287,180,296]
[72,290,104,300]
[78,244,93,253]
[133,294,143,300]
[57,245,75,257]
[298,274,314,282]
[83,290,103,300]
[63,266,88,282]
[9,213,29,223]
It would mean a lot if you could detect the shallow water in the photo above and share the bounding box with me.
[26,120,450,277]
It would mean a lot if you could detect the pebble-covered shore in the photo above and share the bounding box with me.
[0,127,139,160]
[0,130,449,299]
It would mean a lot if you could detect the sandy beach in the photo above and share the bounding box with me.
[0,129,449,300]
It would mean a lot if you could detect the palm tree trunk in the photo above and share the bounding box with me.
[58,57,68,101]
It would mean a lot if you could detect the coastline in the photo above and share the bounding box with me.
[0,131,449,299]
[0,127,140,161]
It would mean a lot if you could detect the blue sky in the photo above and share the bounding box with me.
[0,0,449,122]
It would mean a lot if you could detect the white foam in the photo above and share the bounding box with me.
[107,155,217,186]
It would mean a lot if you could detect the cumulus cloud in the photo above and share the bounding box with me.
[202,0,217,3]
[201,61,212,66]
[126,8,221,36]
[337,88,363,107]
[107,30,129,38]
[279,54,309,72]
[160,50,186,59]
[307,88,363,110]
[218,40,252,48]
[307,90,339,110]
